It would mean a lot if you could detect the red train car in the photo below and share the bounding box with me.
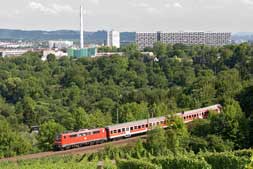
[54,128,107,150]
[54,104,222,150]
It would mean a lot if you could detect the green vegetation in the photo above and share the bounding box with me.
[0,43,253,168]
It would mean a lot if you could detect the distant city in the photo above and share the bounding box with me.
[0,29,252,45]
[0,4,253,60]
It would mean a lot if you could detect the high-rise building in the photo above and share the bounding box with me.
[135,32,157,49]
[136,32,231,50]
[107,30,120,48]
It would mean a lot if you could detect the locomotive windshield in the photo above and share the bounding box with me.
[55,134,62,141]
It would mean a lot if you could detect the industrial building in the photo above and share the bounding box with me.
[67,5,98,58]
[136,32,231,50]
[107,30,120,48]
[67,47,97,58]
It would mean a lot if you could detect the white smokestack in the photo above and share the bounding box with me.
[80,5,84,49]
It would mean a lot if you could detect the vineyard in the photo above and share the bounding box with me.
[0,147,252,169]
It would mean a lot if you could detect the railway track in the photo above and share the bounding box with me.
[0,135,146,162]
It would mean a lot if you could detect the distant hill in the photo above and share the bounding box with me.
[0,29,136,44]
[231,32,253,43]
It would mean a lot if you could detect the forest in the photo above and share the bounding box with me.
[0,42,253,168]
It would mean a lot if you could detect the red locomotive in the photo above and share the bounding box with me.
[54,104,222,150]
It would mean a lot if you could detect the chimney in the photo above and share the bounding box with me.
[80,5,84,49]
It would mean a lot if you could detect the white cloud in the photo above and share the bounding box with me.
[29,2,55,14]
[242,0,253,5]
[173,2,183,8]
[28,1,74,15]
[52,4,74,13]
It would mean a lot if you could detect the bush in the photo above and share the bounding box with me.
[202,152,251,169]
[152,156,211,169]
[234,149,253,158]
[117,159,161,169]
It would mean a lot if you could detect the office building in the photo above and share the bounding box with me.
[107,30,120,48]
[136,32,231,49]
[48,41,73,49]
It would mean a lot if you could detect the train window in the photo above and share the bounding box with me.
[87,132,91,136]
[114,130,117,133]
[126,128,129,131]
[134,126,137,129]
[142,125,144,128]
[149,123,152,126]
[157,122,159,125]
[70,134,77,138]
[138,126,141,129]
[183,117,186,119]
[118,129,121,133]
[111,131,113,134]
[80,133,86,136]
[93,131,100,134]
[122,128,125,132]
[130,127,133,131]
[146,124,148,127]
[64,136,66,139]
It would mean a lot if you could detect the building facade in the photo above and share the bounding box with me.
[42,50,68,61]
[136,32,231,50]
[107,31,120,48]
[136,32,157,49]
[0,49,30,57]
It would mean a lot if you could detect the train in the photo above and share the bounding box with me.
[54,104,222,150]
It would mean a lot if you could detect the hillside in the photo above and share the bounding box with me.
[0,29,135,44]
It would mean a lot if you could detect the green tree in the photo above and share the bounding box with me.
[0,117,32,158]
[209,99,248,149]
[146,127,167,156]
[38,120,65,151]
[153,42,167,57]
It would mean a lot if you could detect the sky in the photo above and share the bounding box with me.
[1,0,253,32]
